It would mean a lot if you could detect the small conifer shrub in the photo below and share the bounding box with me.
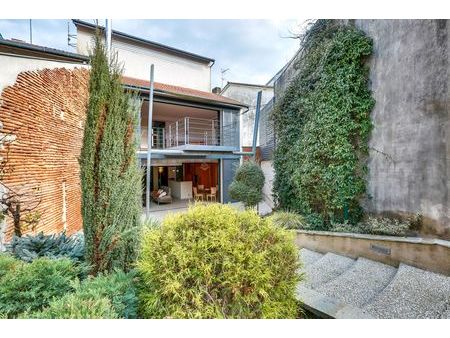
[0,257,79,318]
[137,203,301,318]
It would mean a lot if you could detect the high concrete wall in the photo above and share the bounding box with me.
[353,20,450,238]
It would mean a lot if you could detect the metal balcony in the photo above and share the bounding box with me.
[140,117,238,152]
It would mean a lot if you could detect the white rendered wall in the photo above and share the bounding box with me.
[77,29,212,91]
[0,54,87,92]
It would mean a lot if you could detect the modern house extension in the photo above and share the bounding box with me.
[122,76,246,205]
[73,20,249,208]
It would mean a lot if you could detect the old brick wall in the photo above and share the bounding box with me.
[0,68,89,239]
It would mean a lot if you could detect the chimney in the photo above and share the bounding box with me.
[212,87,221,94]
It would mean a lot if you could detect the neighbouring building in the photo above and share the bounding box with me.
[259,19,450,238]
[220,82,274,148]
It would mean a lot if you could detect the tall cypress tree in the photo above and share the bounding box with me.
[80,34,142,275]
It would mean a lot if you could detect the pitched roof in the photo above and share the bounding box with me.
[0,38,88,63]
[72,20,214,65]
[122,76,246,108]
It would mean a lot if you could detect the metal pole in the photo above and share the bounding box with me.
[251,91,262,161]
[146,64,155,218]
[105,19,112,61]
[184,117,188,146]
[29,20,32,44]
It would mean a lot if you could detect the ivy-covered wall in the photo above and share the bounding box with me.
[272,20,375,226]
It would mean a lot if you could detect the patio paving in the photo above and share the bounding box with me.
[141,200,248,222]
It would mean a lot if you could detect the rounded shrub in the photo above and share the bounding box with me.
[228,161,265,208]
[137,203,301,318]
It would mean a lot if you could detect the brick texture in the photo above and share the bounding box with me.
[0,68,89,239]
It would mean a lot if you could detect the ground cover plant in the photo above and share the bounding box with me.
[22,270,137,319]
[0,257,80,318]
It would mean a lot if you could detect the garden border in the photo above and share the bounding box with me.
[295,230,450,276]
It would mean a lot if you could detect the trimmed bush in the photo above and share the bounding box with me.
[228,161,265,208]
[137,203,300,319]
[22,293,118,319]
[0,257,79,318]
[7,231,84,263]
[268,211,310,230]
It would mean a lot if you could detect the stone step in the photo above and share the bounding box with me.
[363,263,450,318]
[302,252,355,289]
[316,257,397,308]
[299,248,324,267]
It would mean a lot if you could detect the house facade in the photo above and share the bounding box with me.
[73,20,247,205]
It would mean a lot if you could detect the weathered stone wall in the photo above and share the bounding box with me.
[354,20,450,238]
[0,68,89,240]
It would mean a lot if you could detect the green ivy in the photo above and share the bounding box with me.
[272,20,375,226]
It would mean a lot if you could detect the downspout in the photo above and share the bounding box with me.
[145,64,155,218]
[233,90,262,157]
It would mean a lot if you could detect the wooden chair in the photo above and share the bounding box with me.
[198,184,205,192]
[206,187,217,202]
[193,187,204,201]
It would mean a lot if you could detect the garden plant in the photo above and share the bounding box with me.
[228,161,265,208]
[79,33,142,275]
[272,20,375,227]
[137,203,301,319]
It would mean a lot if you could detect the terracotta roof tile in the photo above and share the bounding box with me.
[121,76,246,107]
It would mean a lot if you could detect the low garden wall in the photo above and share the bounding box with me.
[295,230,450,276]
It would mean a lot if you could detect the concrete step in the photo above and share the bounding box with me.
[316,257,397,308]
[302,252,355,289]
[299,248,324,267]
[363,263,450,318]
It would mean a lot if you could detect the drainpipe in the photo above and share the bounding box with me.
[145,64,155,218]
[233,90,262,157]
[105,19,112,61]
